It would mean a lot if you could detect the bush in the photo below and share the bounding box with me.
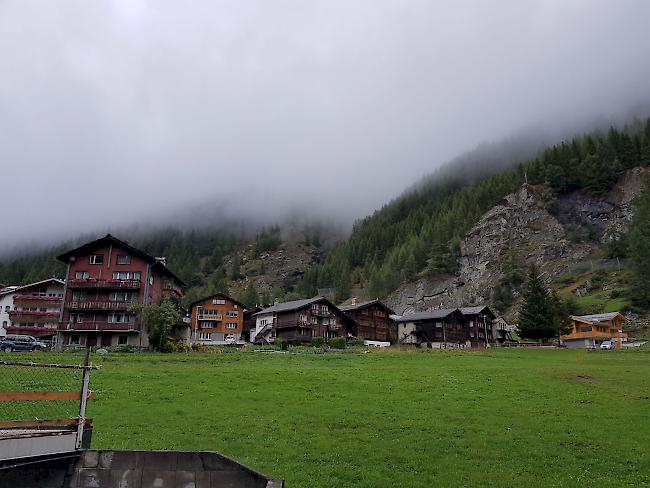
[274,339,289,350]
[311,337,325,347]
[346,336,364,347]
[329,337,347,349]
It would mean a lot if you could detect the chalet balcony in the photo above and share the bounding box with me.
[65,300,136,311]
[6,324,58,333]
[561,330,628,340]
[8,310,60,323]
[13,294,63,306]
[68,279,141,290]
[58,321,139,332]
[198,314,223,321]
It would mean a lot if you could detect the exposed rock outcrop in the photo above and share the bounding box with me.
[386,167,646,316]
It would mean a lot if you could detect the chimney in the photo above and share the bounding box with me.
[155,257,167,265]
[351,296,358,306]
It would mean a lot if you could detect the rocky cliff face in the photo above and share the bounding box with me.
[385,167,648,317]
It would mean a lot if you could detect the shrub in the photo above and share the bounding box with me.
[311,337,325,347]
[274,339,289,350]
[329,337,347,349]
[346,336,364,347]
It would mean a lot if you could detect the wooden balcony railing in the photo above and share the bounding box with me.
[9,310,59,317]
[13,294,63,301]
[68,279,141,290]
[65,300,136,311]
[59,322,139,332]
[561,330,628,340]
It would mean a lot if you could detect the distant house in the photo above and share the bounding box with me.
[0,278,64,342]
[394,308,467,347]
[242,306,261,343]
[189,293,247,345]
[252,297,346,344]
[395,305,500,348]
[459,306,501,346]
[56,234,185,349]
[561,312,628,348]
[339,298,396,343]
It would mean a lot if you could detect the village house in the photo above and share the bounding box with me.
[0,278,64,343]
[241,306,261,343]
[189,293,247,345]
[339,298,396,343]
[459,306,499,347]
[56,234,184,349]
[394,308,468,347]
[561,312,628,349]
[251,297,346,344]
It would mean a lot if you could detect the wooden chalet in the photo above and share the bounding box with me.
[459,306,500,347]
[252,296,346,344]
[395,309,467,347]
[56,234,185,349]
[561,312,628,349]
[189,293,247,345]
[339,298,396,343]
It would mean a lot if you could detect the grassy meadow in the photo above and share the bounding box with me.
[1,347,649,487]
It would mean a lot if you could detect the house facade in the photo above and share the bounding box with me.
[395,309,468,348]
[459,306,500,347]
[0,279,64,342]
[561,312,628,348]
[56,234,184,349]
[190,293,246,345]
[252,297,346,344]
[340,299,396,343]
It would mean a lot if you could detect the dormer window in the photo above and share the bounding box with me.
[89,255,104,265]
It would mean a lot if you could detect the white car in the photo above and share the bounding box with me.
[600,340,614,350]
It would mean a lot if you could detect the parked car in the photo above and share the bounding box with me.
[0,334,48,352]
[600,340,614,350]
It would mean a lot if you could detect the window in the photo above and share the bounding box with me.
[118,335,128,345]
[259,319,268,326]
[299,314,307,323]
[149,276,154,285]
[116,255,131,265]
[2,321,6,326]
[212,298,225,305]
[200,321,214,329]
[133,272,141,281]
[89,255,104,265]
[311,316,318,324]
[312,304,319,311]
[75,271,90,279]
[321,305,328,312]
[108,313,129,323]
[70,335,81,345]
[435,322,443,328]
[72,292,87,301]
[226,310,238,317]
[199,332,211,341]
[226,323,237,329]
[4,306,9,312]
[70,313,84,323]
[110,292,134,302]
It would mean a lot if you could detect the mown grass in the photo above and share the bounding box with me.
[1,348,649,487]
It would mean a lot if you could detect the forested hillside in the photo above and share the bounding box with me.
[3,119,650,311]
[301,119,650,300]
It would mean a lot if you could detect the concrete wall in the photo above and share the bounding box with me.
[0,450,283,488]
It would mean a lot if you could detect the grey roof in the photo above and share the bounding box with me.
[339,299,395,314]
[574,312,624,323]
[253,297,325,316]
[393,308,459,322]
[459,305,495,318]
[0,278,64,296]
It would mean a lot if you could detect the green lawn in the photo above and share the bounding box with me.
[2,348,649,487]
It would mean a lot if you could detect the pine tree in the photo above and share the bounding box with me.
[518,265,557,341]
[627,180,650,310]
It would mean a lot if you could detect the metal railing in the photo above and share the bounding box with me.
[66,300,136,311]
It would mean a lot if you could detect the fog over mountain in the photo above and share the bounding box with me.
[2,0,650,251]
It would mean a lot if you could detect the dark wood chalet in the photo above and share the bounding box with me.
[395,308,467,347]
[459,306,499,346]
[251,297,346,344]
[56,234,185,349]
[339,299,396,343]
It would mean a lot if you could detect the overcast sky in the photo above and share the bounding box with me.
[2,0,650,250]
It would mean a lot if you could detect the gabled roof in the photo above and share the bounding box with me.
[253,296,331,316]
[572,312,626,324]
[459,305,496,319]
[339,299,395,315]
[393,308,460,322]
[189,292,247,311]
[57,234,185,286]
[1,278,64,296]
